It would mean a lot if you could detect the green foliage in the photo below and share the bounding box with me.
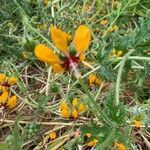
[50,83,59,93]
[103,92,126,125]
[6,121,23,150]
[36,94,52,112]
[25,121,40,138]
[114,18,150,53]
[80,123,116,149]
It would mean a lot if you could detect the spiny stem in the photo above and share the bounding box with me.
[115,49,135,106]
[117,56,150,61]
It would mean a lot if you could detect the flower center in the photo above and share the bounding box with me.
[1,83,10,87]
[63,56,79,70]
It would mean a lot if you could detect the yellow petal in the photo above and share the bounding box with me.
[78,103,86,113]
[72,108,78,119]
[88,74,96,86]
[35,44,61,65]
[93,139,99,145]
[7,77,17,85]
[72,98,78,107]
[52,64,64,73]
[0,86,7,93]
[60,101,69,110]
[61,109,70,118]
[79,53,86,61]
[95,78,103,86]
[50,26,68,54]
[114,142,127,150]
[0,91,9,104]
[74,25,91,54]
[67,34,72,42]
[0,73,7,82]
[86,141,95,147]
[117,50,123,57]
[7,95,17,108]
[86,139,98,147]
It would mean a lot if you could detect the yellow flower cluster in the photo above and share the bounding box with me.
[114,142,127,150]
[111,49,123,57]
[85,133,98,147]
[88,74,103,86]
[60,98,86,119]
[0,73,17,109]
[0,73,17,86]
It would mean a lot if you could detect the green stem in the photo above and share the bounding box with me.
[115,49,135,106]
[117,56,150,61]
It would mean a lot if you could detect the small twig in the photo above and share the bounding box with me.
[0,119,83,126]
[45,67,52,96]
[140,132,150,149]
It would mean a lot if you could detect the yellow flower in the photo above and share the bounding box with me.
[61,109,70,118]
[0,91,9,104]
[111,49,123,57]
[71,108,78,119]
[86,139,98,147]
[7,77,17,85]
[114,142,127,150]
[109,25,118,32]
[85,133,91,138]
[60,101,69,110]
[72,98,78,107]
[0,73,6,82]
[78,103,86,113]
[7,95,17,108]
[34,25,91,73]
[133,119,142,128]
[88,74,103,86]
[100,19,108,26]
[49,132,57,140]
[88,74,96,86]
